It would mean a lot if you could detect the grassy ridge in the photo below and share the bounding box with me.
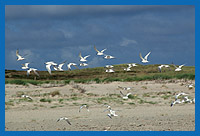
[5,64,195,85]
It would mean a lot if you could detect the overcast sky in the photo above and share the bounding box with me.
[5,5,195,70]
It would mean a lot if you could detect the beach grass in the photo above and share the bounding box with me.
[5,64,195,85]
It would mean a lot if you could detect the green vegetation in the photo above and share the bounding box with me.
[138,99,157,104]
[5,64,195,85]
[161,95,172,100]
[5,100,14,106]
[40,98,52,103]
[143,93,151,97]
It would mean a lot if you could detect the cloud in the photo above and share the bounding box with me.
[120,38,138,47]
[5,5,195,70]
[5,5,193,20]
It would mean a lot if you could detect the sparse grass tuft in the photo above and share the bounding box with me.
[5,100,14,106]
[40,98,52,103]
[161,95,172,100]
[128,94,138,99]
[128,102,135,105]
[16,91,25,97]
[72,84,86,93]
[141,86,147,89]
[58,99,64,103]
[50,90,60,97]
[143,93,150,97]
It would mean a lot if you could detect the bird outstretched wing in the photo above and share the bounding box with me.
[144,52,151,60]
[94,45,99,52]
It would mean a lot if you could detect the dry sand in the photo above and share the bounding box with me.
[5,80,195,131]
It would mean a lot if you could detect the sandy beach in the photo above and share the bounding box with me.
[5,80,195,131]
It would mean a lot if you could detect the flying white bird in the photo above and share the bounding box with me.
[171,99,185,107]
[139,52,151,63]
[94,45,107,55]
[130,63,138,67]
[79,52,90,62]
[80,63,88,67]
[158,65,165,72]
[57,117,71,125]
[105,65,114,68]
[45,61,57,75]
[27,68,39,77]
[16,49,27,61]
[183,96,193,103]
[104,55,115,59]
[118,86,132,91]
[103,104,112,110]
[79,104,89,112]
[173,64,185,72]
[192,98,195,103]
[158,65,170,72]
[21,63,30,69]
[127,63,137,67]
[67,63,79,70]
[21,95,32,100]
[106,69,115,73]
[120,91,132,100]
[175,93,188,100]
[124,67,131,71]
[124,63,136,71]
[163,65,170,68]
[53,61,66,71]
[107,109,118,119]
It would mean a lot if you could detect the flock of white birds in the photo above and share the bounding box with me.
[15,46,195,126]
[16,45,185,77]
